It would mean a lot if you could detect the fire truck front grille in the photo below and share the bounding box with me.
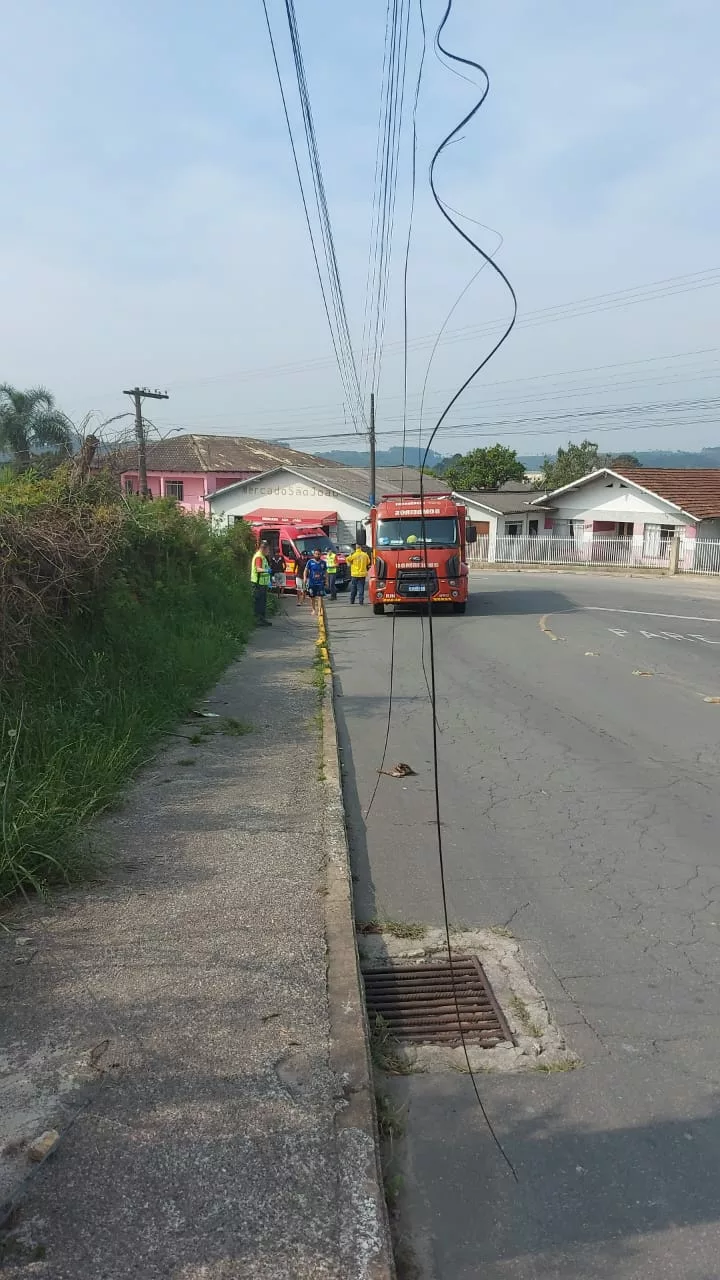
[396,568,439,597]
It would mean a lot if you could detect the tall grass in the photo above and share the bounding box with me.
[0,498,254,901]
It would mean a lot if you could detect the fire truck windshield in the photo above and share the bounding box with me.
[294,535,336,554]
[376,517,458,548]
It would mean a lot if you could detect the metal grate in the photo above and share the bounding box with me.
[363,956,514,1047]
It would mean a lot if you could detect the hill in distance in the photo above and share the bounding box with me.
[311,446,446,469]
[518,447,720,470]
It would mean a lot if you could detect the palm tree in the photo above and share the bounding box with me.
[0,385,72,468]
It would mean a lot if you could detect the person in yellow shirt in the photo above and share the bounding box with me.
[347,542,371,605]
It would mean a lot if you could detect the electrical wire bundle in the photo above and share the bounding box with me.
[260,0,365,432]
[361,0,413,401]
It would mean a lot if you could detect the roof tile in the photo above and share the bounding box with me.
[615,468,720,519]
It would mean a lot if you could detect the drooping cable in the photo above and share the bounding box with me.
[418,0,519,1180]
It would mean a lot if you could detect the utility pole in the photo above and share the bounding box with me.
[369,391,376,507]
[122,387,169,498]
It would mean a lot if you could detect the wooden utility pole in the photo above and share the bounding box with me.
[369,391,376,507]
[122,386,169,498]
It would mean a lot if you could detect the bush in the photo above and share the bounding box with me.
[0,475,253,900]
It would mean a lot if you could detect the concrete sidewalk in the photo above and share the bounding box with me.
[0,608,390,1278]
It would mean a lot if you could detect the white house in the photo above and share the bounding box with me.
[536,467,720,558]
[452,483,550,542]
[205,463,450,547]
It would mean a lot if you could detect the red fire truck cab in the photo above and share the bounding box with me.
[244,512,350,591]
[367,493,473,614]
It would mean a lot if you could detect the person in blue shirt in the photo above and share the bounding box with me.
[303,548,327,617]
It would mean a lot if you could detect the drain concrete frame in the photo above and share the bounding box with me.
[359,927,579,1074]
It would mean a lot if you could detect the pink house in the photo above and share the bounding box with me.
[120,434,343,513]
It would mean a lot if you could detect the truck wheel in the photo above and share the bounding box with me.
[452,601,467,614]
[373,603,385,615]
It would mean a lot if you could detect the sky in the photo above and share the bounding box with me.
[1,0,720,460]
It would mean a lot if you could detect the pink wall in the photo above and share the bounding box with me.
[120,470,257,513]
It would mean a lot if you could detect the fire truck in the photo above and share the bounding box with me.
[367,493,473,614]
[245,514,350,592]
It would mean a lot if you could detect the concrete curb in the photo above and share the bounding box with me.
[317,605,396,1280]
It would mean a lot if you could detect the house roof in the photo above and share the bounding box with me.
[120,434,348,475]
[537,466,720,520]
[209,463,450,507]
[454,488,549,515]
[614,468,720,519]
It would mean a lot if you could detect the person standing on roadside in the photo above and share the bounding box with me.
[250,540,272,627]
[325,546,338,600]
[347,542,371,605]
[304,547,327,617]
[270,550,286,597]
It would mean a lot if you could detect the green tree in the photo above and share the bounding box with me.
[443,444,526,491]
[542,440,601,491]
[0,385,72,468]
[609,453,641,469]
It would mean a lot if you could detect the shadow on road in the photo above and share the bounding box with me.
[391,1071,720,1279]
[470,587,578,617]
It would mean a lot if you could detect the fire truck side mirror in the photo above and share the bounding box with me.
[466,525,477,544]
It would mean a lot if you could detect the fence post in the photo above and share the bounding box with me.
[669,533,681,575]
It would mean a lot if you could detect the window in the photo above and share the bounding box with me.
[528,519,539,537]
[617,522,634,538]
[643,523,675,558]
[164,480,184,500]
[553,519,584,539]
[294,534,336,554]
[376,517,458,548]
[281,540,295,560]
[505,522,521,537]
[124,478,134,495]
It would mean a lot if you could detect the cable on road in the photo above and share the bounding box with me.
[417,0,520,1181]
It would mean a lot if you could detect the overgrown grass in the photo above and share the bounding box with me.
[357,918,426,940]
[509,993,544,1039]
[0,497,254,901]
[369,1014,417,1076]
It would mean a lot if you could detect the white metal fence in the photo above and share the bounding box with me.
[467,533,720,575]
[681,537,720,574]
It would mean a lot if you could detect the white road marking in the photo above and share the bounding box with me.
[588,606,720,623]
[608,627,720,646]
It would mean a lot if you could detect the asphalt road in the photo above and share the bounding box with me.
[328,572,720,1280]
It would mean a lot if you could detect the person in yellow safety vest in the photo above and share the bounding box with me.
[250,540,272,627]
[325,548,338,600]
[347,542,371,605]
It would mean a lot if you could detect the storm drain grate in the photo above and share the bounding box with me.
[363,956,514,1047]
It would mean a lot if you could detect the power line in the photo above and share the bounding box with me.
[155,266,720,393]
[259,0,365,431]
[361,0,412,399]
[366,0,427,818]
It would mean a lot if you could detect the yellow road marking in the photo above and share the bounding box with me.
[539,614,563,642]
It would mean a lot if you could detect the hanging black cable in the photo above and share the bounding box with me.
[417,0,519,1180]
